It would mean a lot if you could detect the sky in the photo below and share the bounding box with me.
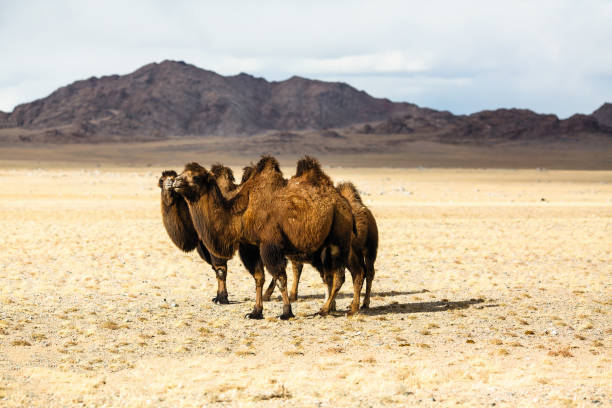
[0,0,611,118]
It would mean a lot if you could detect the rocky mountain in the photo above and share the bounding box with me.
[360,107,612,144]
[0,60,610,144]
[591,103,612,128]
[0,60,412,142]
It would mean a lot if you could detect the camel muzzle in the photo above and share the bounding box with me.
[163,178,174,190]
[172,178,184,189]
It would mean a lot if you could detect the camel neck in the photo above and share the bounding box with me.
[187,184,241,259]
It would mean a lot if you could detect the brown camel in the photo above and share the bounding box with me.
[171,156,353,319]
[210,164,240,198]
[263,158,377,314]
[336,181,379,309]
[237,165,308,306]
[158,165,244,304]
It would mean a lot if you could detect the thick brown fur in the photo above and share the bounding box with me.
[292,155,334,188]
[171,155,352,319]
[158,163,248,304]
[265,162,375,313]
[287,157,359,313]
[240,165,255,184]
[241,163,308,305]
[211,163,240,198]
[159,170,199,253]
[266,180,379,312]
[336,182,379,309]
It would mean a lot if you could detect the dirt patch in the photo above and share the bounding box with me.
[0,166,610,406]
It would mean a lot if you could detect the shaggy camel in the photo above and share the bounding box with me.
[265,180,378,312]
[171,156,353,319]
[336,181,379,309]
[158,165,243,304]
[237,165,308,306]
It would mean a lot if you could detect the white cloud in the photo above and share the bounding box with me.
[0,0,611,117]
[291,51,433,76]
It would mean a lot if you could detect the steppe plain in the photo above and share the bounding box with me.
[0,158,610,407]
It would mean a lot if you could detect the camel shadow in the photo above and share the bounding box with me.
[284,289,428,302]
[360,298,495,316]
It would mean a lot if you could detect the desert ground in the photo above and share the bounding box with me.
[0,162,610,407]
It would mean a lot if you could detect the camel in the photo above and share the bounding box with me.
[262,160,378,314]
[171,156,353,319]
[336,181,379,309]
[158,164,244,304]
[210,164,240,198]
[238,164,310,307]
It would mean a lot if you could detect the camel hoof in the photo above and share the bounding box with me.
[245,311,264,320]
[279,312,295,320]
[212,296,229,304]
[360,303,370,310]
[316,310,329,317]
[347,308,359,317]
[280,305,294,320]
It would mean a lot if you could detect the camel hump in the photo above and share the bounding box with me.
[210,163,235,183]
[337,181,363,204]
[255,155,281,174]
[241,165,255,184]
[294,155,333,186]
[295,155,321,177]
[184,162,206,173]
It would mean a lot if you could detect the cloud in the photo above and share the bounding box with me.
[0,0,611,117]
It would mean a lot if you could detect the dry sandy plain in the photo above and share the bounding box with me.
[0,162,610,407]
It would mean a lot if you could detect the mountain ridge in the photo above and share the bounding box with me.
[0,60,610,145]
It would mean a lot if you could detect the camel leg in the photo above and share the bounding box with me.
[274,272,294,320]
[347,251,365,315]
[260,242,293,320]
[211,262,229,304]
[239,243,265,319]
[289,261,303,302]
[197,242,231,304]
[316,268,336,312]
[319,268,345,315]
[325,272,337,311]
[361,254,375,310]
[262,278,276,302]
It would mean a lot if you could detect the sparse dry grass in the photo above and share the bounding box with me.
[0,166,611,407]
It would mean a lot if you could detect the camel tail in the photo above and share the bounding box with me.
[366,213,379,263]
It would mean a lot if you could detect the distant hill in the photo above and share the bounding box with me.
[0,60,413,142]
[0,60,610,145]
[591,103,612,128]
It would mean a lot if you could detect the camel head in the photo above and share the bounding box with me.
[172,162,215,201]
[158,170,178,191]
[210,163,235,184]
